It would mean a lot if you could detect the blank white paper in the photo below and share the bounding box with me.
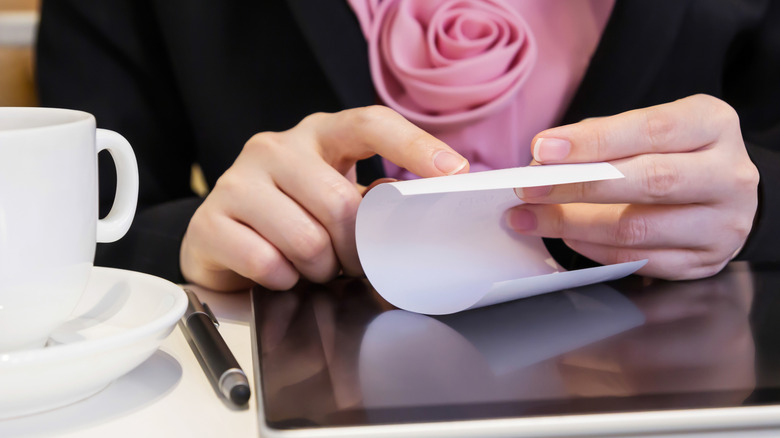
[356,163,647,315]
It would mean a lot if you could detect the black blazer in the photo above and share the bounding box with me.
[36,0,780,282]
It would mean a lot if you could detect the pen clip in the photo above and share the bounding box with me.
[203,302,220,328]
[183,288,220,328]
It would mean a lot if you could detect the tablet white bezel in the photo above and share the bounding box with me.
[254,386,780,438]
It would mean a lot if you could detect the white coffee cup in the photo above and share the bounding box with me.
[0,107,138,352]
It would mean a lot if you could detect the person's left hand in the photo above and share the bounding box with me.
[506,94,759,280]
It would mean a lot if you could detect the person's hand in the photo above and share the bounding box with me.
[507,94,759,280]
[256,278,385,419]
[180,105,469,291]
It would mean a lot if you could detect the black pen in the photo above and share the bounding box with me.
[180,288,251,405]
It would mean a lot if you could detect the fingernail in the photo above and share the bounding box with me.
[515,185,552,199]
[507,208,537,231]
[533,138,571,163]
[434,151,468,175]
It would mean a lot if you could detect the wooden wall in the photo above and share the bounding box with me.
[0,0,39,106]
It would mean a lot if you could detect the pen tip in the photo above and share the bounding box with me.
[230,384,251,405]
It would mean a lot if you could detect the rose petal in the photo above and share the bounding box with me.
[435,11,502,61]
[391,42,534,113]
[388,32,523,86]
[385,1,431,69]
[427,0,516,63]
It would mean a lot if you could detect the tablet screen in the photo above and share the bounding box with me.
[250,262,780,430]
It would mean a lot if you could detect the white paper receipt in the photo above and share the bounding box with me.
[355,163,647,315]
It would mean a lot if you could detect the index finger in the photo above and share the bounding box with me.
[312,105,470,178]
[531,94,739,164]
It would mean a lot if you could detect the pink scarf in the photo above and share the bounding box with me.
[347,0,614,178]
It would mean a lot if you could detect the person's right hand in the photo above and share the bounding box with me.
[180,105,469,291]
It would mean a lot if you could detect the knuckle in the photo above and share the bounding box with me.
[275,275,300,291]
[614,213,649,247]
[187,207,216,238]
[345,105,397,128]
[245,246,287,285]
[688,93,720,107]
[642,158,680,200]
[643,107,676,151]
[734,160,760,193]
[692,94,741,137]
[245,131,285,155]
[212,170,244,195]
[299,111,329,129]
[706,93,731,110]
[364,104,398,121]
[320,180,362,225]
[728,214,754,243]
[263,270,299,291]
[587,122,610,162]
[288,224,331,265]
[306,266,340,284]
[712,103,740,130]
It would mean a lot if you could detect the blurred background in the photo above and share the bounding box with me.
[0,0,39,107]
[0,0,209,195]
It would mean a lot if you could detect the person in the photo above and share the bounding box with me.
[36,0,779,292]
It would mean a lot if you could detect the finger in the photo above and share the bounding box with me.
[312,294,337,366]
[223,178,341,283]
[531,94,739,163]
[629,281,716,324]
[614,318,743,371]
[260,291,300,353]
[563,238,727,280]
[191,213,300,290]
[629,277,745,325]
[269,155,364,277]
[261,299,328,390]
[310,106,470,177]
[517,152,730,205]
[506,203,727,251]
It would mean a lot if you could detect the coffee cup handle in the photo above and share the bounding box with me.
[96,129,139,243]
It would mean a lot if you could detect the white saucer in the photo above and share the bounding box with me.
[0,267,188,419]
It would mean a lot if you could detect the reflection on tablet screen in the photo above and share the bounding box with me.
[251,263,780,430]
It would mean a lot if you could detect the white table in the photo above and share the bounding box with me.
[1,286,257,438]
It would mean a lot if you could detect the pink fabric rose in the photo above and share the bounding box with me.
[366,0,537,128]
[349,0,615,178]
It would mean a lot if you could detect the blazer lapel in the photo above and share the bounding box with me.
[563,0,694,123]
[285,0,375,109]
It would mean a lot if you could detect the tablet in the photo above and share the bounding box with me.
[250,262,780,437]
